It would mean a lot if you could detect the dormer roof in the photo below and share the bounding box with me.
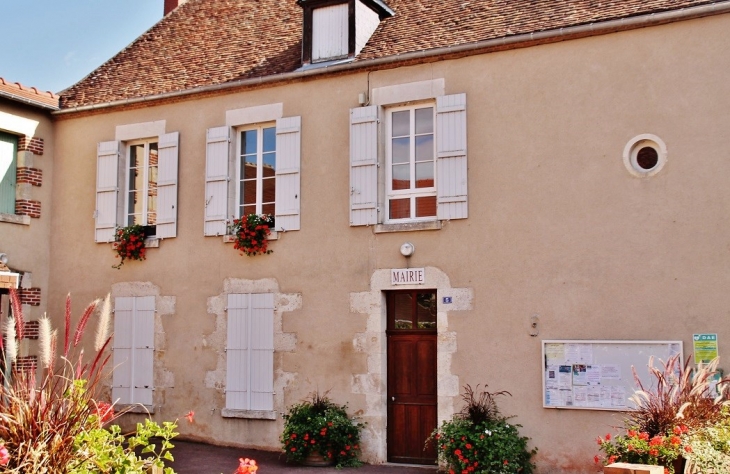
[59,0,724,110]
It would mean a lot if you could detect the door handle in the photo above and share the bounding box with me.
[391,396,395,401]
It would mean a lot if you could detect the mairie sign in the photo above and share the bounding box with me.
[391,268,425,285]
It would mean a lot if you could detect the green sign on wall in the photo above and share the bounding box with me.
[693,333,718,364]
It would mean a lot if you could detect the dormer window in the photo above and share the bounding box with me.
[299,0,394,65]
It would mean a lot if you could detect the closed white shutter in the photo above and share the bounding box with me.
[226,294,249,410]
[436,93,468,220]
[156,132,179,238]
[133,296,155,406]
[225,293,274,411]
[349,106,379,226]
[96,141,121,243]
[250,293,274,411]
[112,297,134,404]
[274,116,301,231]
[205,126,230,236]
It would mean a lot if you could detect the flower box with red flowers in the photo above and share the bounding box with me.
[112,224,148,269]
[227,214,276,256]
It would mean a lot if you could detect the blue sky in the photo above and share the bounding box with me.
[1,1,163,94]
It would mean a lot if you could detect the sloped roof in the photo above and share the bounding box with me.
[0,77,59,110]
[59,0,720,109]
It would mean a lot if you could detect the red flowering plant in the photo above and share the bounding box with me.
[229,214,275,257]
[280,391,365,468]
[429,385,536,474]
[595,427,689,473]
[112,224,147,269]
[594,355,730,473]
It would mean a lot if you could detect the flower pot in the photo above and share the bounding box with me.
[301,450,334,467]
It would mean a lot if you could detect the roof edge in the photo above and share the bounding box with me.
[55,1,730,116]
[0,90,59,111]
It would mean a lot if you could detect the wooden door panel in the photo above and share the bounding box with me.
[387,290,437,465]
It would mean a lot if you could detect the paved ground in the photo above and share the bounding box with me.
[169,440,439,474]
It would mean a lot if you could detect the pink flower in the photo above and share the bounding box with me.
[0,444,9,466]
[185,410,195,423]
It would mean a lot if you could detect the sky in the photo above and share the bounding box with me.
[1,1,163,94]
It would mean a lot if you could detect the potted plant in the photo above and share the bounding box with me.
[112,224,147,269]
[430,384,536,474]
[280,391,364,468]
[229,214,275,257]
[594,355,730,473]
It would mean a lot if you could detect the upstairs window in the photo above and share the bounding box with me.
[386,105,436,222]
[237,125,276,217]
[126,140,159,230]
[0,132,17,215]
[312,3,349,62]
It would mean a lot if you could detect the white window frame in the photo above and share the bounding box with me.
[125,138,159,229]
[384,102,437,223]
[235,123,277,218]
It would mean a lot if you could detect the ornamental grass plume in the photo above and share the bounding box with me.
[95,293,111,352]
[0,289,116,472]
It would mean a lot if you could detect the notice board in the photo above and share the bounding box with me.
[542,340,683,411]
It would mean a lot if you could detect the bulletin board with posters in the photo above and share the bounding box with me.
[542,340,683,411]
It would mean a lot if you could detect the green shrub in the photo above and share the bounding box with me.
[431,385,536,474]
[281,391,365,468]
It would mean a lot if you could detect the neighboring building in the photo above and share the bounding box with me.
[0,77,58,373]
[36,0,730,471]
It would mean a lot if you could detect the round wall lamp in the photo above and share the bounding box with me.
[400,242,415,257]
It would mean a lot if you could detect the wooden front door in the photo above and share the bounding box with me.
[387,290,438,464]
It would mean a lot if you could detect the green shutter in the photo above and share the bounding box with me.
[0,132,18,214]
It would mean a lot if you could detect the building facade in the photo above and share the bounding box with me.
[22,0,730,472]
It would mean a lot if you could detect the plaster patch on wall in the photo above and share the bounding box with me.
[350,266,472,463]
[204,278,300,417]
[110,282,176,402]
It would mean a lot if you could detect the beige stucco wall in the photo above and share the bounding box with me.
[0,99,54,331]
[49,13,730,473]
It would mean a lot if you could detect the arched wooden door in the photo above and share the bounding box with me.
[386,290,437,464]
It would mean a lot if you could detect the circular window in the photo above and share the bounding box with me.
[623,134,667,177]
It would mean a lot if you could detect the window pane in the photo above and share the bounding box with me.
[389,198,410,220]
[242,130,257,155]
[392,137,409,164]
[415,196,437,218]
[129,144,143,169]
[415,135,433,162]
[242,179,257,205]
[262,203,275,216]
[416,292,436,329]
[262,177,275,209]
[242,204,256,216]
[393,293,413,329]
[415,107,433,134]
[392,164,410,190]
[263,127,276,153]
[392,110,410,137]
[263,151,276,175]
[243,156,257,179]
[415,162,434,188]
[147,144,158,225]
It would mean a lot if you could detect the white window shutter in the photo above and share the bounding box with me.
[205,126,230,236]
[249,293,274,411]
[112,297,134,405]
[226,294,250,410]
[96,141,121,243]
[156,132,179,238]
[274,116,301,231]
[349,106,379,226]
[436,93,468,220]
[133,296,155,406]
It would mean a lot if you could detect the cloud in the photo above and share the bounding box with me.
[63,51,77,66]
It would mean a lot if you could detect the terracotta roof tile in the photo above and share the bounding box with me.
[59,0,719,109]
[0,77,59,109]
